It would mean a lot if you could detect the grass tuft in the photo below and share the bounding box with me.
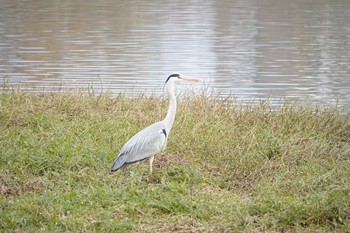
[0,90,349,232]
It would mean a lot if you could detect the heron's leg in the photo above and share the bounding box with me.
[149,155,155,174]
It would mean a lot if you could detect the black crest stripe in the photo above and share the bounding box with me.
[165,73,181,83]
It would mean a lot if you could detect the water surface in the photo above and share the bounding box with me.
[1,0,350,107]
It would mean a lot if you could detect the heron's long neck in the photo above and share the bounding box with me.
[163,81,176,133]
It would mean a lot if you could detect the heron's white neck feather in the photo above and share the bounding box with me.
[163,80,177,134]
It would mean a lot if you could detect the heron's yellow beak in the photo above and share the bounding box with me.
[181,76,200,82]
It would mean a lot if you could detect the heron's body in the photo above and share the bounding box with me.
[111,73,199,173]
[111,122,167,171]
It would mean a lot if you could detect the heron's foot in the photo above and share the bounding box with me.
[147,172,161,183]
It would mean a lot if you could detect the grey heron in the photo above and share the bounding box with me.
[111,73,200,173]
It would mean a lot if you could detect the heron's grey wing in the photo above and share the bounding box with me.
[111,122,167,171]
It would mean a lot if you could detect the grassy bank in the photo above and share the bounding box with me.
[0,90,349,232]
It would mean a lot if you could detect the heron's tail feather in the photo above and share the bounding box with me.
[111,160,123,172]
[111,152,128,172]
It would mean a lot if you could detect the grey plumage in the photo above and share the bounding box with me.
[111,122,167,171]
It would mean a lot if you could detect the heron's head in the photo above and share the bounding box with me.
[165,73,200,84]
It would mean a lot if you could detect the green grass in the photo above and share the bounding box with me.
[0,90,349,232]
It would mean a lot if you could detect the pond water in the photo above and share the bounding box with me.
[1,0,350,107]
